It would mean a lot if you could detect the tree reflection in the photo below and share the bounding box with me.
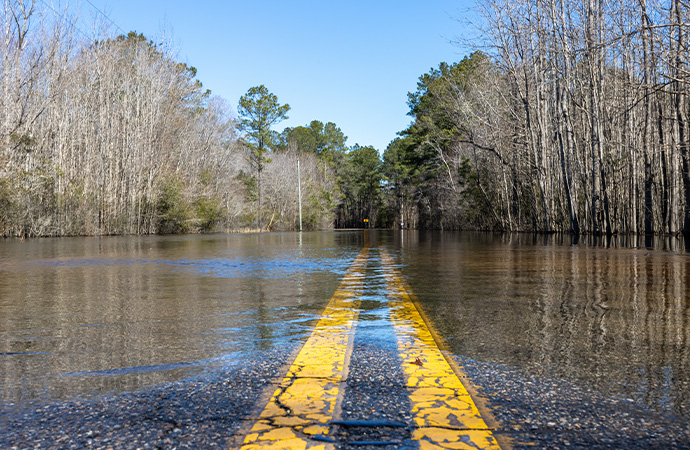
[404,231,690,418]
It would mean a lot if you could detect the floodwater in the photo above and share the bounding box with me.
[1,231,689,420]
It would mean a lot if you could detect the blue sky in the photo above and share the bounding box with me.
[76,1,479,152]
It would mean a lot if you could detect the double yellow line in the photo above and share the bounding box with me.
[239,248,501,450]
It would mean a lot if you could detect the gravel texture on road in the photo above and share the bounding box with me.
[3,342,690,449]
[334,328,415,449]
[457,356,690,450]
[0,347,294,450]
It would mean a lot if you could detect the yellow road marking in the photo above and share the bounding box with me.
[239,248,368,450]
[381,251,502,450]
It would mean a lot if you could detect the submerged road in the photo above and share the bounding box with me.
[2,239,690,449]
[238,248,500,449]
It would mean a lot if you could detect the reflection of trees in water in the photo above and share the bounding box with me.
[409,234,690,418]
[525,247,690,417]
[243,278,275,352]
[0,256,226,402]
[0,234,330,404]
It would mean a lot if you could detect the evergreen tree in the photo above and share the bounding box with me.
[237,85,290,229]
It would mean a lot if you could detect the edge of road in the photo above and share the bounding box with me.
[401,273,516,450]
[226,345,303,448]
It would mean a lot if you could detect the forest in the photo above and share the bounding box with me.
[3,0,690,237]
[387,0,690,236]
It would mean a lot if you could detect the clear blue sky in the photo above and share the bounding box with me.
[77,1,479,152]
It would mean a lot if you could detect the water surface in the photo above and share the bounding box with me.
[386,231,690,419]
[1,230,689,420]
[0,232,365,405]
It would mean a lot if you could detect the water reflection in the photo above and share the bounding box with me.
[2,230,690,422]
[391,231,690,419]
[0,232,365,406]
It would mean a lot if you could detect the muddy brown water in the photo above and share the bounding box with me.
[1,231,688,419]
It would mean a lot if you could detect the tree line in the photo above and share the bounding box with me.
[6,0,690,237]
[1,1,242,237]
[383,0,690,236]
[0,1,385,237]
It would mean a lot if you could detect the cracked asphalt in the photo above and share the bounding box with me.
[2,337,690,449]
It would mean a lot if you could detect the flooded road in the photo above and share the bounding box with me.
[390,231,690,420]
[1,230,689,426]
[0,232,364,406]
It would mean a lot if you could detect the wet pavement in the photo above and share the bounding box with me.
[460,356,690,449]
[3,343,690,449]
[1,348,291,449]
[236,248,499,449]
